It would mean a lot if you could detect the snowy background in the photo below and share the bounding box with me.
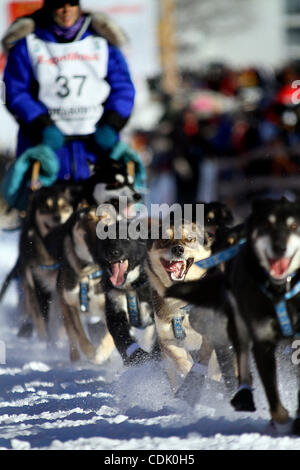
[0,231,300,450]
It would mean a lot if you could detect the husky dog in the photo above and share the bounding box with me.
[168,198,300,434]
[229,197,300,434]
[145,217,219,394]
[16,184,74,339]
[44,206,116,363]
[202,201,234,235]
[94,220,156,366]
[76,159,142,218]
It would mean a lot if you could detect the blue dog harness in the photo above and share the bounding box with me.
[80,268,103,313]
[195,239,246,269]
[172,305,192,340]
[260,277,300,337]
[38,262,62,271]
[172,315,186,341]
[126,293,141,328]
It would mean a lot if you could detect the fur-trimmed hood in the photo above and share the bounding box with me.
[1,11,128,54]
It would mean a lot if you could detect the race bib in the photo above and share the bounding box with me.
[27,34,111,135]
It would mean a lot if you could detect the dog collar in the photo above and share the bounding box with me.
[80,269,103,313]
[194,239,246,269]
[38,262,62,271]
[260,277,300,337]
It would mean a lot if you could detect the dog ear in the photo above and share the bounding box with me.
[204,230,214,248]
[77,199,89,210]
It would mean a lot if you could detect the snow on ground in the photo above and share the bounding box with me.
[0,230,300,450]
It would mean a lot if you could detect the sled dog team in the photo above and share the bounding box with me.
[2,166,300,435]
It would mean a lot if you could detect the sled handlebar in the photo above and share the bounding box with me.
[30,161,42,192]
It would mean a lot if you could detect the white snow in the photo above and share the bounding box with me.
[0,230,300,450]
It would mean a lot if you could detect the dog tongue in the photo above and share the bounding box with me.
[110,262,127,287]
[164,261,185,278]
[269,257,290,277]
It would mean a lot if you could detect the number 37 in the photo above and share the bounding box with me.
[56,75,87,98]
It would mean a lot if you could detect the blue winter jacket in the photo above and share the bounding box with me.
[3,16,136,181]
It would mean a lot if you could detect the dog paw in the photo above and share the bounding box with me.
[93,351,110,365]
[17,322,33,338]
[125,347,150,366]
[264,418,293,436]
[292,417,300,435]
[175,370,205,406]
[70,348,81,362]
[230,387,256,412]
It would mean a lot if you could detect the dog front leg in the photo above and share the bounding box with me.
[60,300,81,361]
[94,329,115,365]
[23,281,48,340]
[60,300,95,361]
[154,314,193,388]
[229,340,256,412]
[105,291,150,365]
[161,341,194,393]
[226,294,256,412]
[293,389,300,435]
[174,335,213,405]
[207,311,237,395]
[253,341,289,426]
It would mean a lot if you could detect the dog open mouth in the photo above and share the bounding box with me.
[109,259,129,287]
[160,258,193,281]
[266,253,295,279]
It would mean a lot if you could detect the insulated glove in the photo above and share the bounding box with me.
[42,125,65,150]
[1,144,60,210]
[94,124,119,151]
[110,141,147,193]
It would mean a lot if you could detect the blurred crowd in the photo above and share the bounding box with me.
[133,61,300,213]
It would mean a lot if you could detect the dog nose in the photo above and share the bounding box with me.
[53,214,61,223]
[171,245,184,256]
[272,239,286,257]
[133,193,142,201]
[111,249,121,258]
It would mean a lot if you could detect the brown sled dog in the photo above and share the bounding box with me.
[17,184,74,339]
[145,217,214,391]
[45,206,116,363]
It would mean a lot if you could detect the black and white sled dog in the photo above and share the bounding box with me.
[76,159,142,219]
[168,197,300,434]
[44,212,155,365]
[95,219,157,366]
